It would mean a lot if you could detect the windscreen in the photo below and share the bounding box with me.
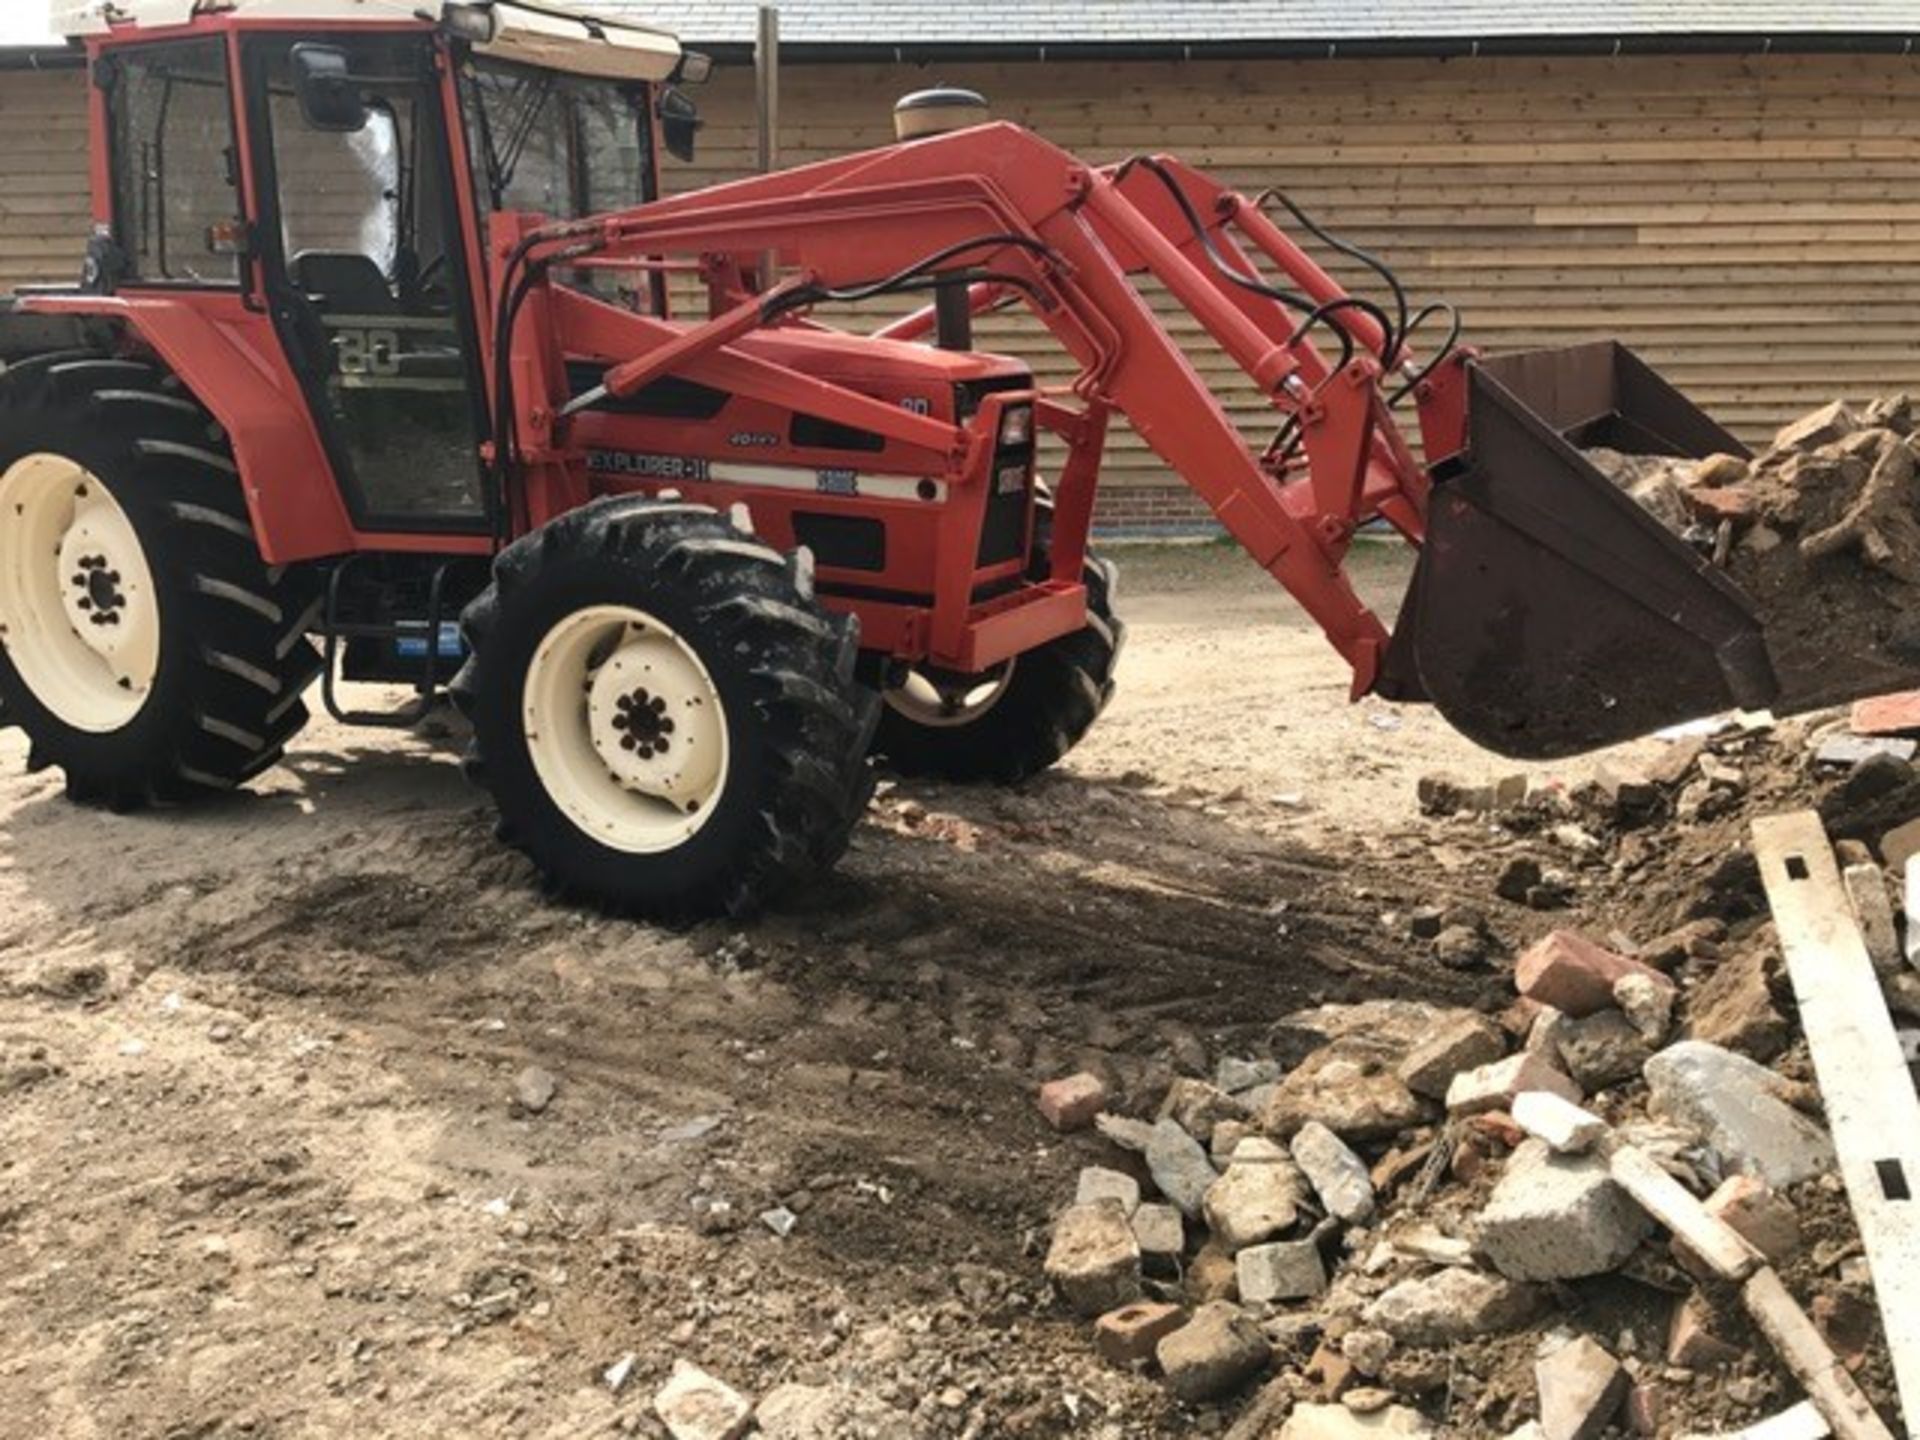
[460,58,653,220]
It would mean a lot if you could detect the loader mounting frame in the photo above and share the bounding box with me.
[484,125,1469,696]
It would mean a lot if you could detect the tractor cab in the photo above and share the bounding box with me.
[58,0,699,535]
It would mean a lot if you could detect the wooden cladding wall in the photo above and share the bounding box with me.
[0,69,90,295]
[665,51,1920,526]
[6,53,1920,527]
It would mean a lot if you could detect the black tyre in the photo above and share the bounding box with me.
[452,496,877,919]
[0,353,323,806]
[872,517,1124,784]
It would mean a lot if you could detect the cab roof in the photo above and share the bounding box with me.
[53,1,683,82]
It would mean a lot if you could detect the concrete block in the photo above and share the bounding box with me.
[1045,1199,1142,1316]
[1155,1301,1269,1401]
[1476,1140,1653,1281]
[1290,1120,1376,1224]
[1645,1041,1835,1187]
[1201,1137,1302,1250]
[1075,1165,1141,1215]
[1237,1238,1328,1304]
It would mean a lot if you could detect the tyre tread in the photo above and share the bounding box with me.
[0,351,319,807]
[455,495,874,920]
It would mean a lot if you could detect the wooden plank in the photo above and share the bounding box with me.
[1675,1400,1831,1440]
[1606,1144,1764,1281]
[1743,1269,1897,1440]
[1752,811,1920,1434]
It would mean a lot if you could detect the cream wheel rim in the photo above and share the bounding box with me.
[523,604,730,854]
[0,453,160,732]
[885,660,1016,729]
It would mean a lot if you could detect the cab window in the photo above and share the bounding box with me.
[102,37,244,285]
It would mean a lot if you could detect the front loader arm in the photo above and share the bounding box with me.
[507,122,1467,695]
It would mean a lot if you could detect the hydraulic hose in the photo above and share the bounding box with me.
[1385,301,1463,408]
[1255,189,1410,367]
[1117,155,1395,372]
[761,233,1062,320]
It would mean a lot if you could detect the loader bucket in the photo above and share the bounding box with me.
[1378,341,1780,759]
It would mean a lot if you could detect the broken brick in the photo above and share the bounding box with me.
[1851,688,1920,736]
[1037,1073,1110,1131]
[1535,1335,1628,1440]
[1774,398,1858,453]
[1685,485,1756,524]
[1515,931,1673,1018]
[1624,1383,1665,1437]
[1694,453,1750,488]
[1094,1300,1188,1367]
[1446,1052,1582,1116]
[1666,1294,1743,1370]
[1810,1292,1876,1372]
[1703,1175,1801,1266]
[1306,1339,1357,1397]
[1881,815,1920,873]
[1397,1013,1506,1100]
[1684,942,1790,1061]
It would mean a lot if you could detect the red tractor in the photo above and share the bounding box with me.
[0,1,1833,918]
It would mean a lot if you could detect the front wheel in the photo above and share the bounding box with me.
[452,498,877,919]
[872,537,1124,785]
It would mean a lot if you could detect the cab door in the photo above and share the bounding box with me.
[242,32,491,534]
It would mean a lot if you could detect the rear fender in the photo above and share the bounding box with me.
[11,290,358,564]
[0,299,121,363]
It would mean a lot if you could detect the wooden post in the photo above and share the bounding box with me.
[754,5,780,289]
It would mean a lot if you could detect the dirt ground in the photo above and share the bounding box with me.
[0,542,1693,1439]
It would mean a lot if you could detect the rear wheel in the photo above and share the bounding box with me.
[872,520,1124,784]
[0,354,323,805]
[453,497,877,919]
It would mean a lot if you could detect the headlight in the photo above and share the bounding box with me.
[998,405,1033,449]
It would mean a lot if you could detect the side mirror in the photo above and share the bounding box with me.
[658,86,702,164]
[291,44,369,132]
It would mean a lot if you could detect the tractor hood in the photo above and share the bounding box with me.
[54,0,684,83]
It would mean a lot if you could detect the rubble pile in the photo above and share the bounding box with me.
[1036,712,1918,1436]
[1592,394,1920,709]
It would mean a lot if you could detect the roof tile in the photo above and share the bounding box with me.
[571,0,1919,47]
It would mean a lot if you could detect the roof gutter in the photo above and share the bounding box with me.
[0,44,83,71]
[691,31,1920,64]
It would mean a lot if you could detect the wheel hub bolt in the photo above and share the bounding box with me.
[70,554,127,627]
[611,686,676,758]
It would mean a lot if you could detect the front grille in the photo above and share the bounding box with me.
[959,377,1034,568]
[977,457,1031,567]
